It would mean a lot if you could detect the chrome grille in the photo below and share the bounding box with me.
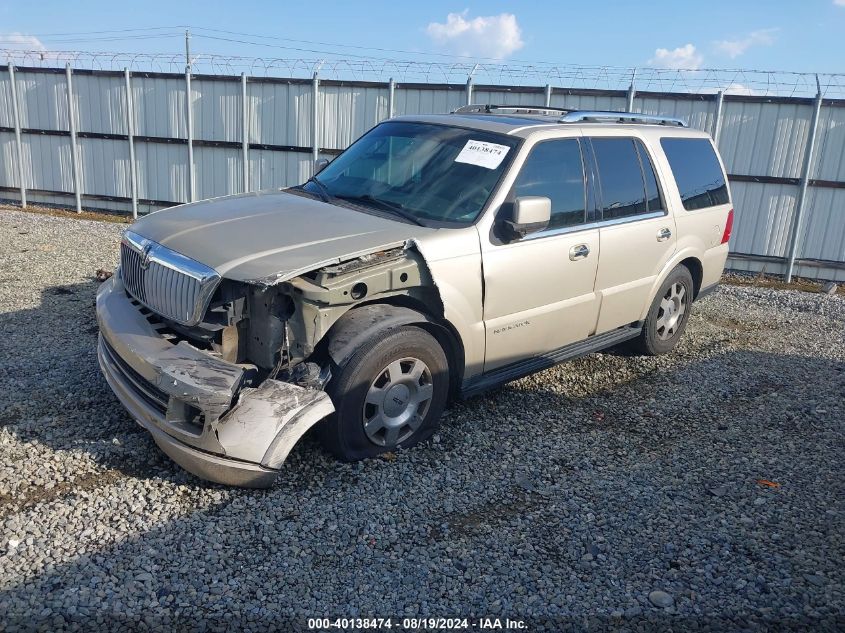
[120,230,220,326]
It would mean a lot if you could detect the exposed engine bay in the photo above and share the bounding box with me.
[148,244,441,392]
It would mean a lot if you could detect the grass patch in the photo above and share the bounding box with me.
[1,203,132,224]
[722,272,842,296]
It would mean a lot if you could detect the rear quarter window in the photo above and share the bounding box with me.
[660,138,730,211]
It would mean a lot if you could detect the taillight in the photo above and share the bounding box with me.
[721,208,734,244]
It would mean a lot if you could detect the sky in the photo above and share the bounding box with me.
[0,0,843,75]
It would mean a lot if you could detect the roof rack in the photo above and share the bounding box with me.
[559,111,686,127]
[453,104,571,115]
[451,104,687,127]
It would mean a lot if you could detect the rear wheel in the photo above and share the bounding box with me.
[321,326,449,461]
[632,265,694,355]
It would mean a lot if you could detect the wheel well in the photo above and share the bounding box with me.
[413,321,464,401]
[323,298,466,400]
[374,297,465,400]
[679,257,703,298]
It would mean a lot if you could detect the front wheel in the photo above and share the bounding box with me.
[321,326,449,461]
[632,265,694,355]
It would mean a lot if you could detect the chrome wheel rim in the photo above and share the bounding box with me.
[362,357,433,447]
[656,281,687,341]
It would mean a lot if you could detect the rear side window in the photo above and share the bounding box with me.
[513,139,586,230]
[592,138,654,220]
[660,138,730,210]
[637,141,664,213]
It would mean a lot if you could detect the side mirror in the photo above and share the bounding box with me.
[314,158,330,174]
[504,196,551,239]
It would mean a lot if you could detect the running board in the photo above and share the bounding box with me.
[460,324,642,399]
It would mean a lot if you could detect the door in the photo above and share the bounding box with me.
[481,138,601,372]
[589,137,678,333]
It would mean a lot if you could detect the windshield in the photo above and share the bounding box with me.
[301,121,519,225]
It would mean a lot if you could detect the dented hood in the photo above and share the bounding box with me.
[129,190,436,283]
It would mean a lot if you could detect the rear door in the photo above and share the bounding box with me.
[590,137,678,333]
[660,137,733,290]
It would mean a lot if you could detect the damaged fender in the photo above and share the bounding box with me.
[216,380,334,470]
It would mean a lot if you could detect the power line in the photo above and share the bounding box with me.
[188,26,564,65]
[4,24,565,65]
[1,26,180,37]
[27,34,184,44]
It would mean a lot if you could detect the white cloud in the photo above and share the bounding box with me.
[425,11,524,59]
[724,83,757,96]
[835,0,845,6]
[649,44,703,70]
[0,32,47,51]
[714,28,778,58]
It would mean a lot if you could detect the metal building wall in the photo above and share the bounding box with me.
[394,85,465,116]
[635,95,715,135]
[0,70,14,127]
[318,82,388,150]
[1,65,844,281]
[248,79,312,147]
[73,73,127,135]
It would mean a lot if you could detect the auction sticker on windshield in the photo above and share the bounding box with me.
[454,140,510,169]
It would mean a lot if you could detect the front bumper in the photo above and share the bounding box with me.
[96,275,333,487]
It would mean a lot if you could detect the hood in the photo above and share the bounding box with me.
[130,190,436,283]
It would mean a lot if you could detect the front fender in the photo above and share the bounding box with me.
[325,304,438,367]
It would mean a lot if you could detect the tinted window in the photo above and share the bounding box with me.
[636,140,664,212]
[592,138,648,220]
[513,139,586,230]
[660,138,730,210]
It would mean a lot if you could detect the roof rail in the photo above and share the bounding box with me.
[453,104,570,115]
[451,105,687,127]
[558,111,687,127]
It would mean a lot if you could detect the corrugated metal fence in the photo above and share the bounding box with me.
[1,65,844,281]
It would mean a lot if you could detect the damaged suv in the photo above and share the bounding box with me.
[97,106,733,487]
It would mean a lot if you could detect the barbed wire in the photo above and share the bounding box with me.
[2,48,843,98]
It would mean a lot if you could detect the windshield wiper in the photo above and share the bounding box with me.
[302,175,333,203]
[335,194,425,226]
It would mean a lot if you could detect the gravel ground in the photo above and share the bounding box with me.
[1,207,843,631]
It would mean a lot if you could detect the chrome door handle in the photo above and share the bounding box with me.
[569,244,590,261]
[656,227,672,242]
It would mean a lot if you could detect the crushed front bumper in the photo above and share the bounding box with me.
[96,275,334,487]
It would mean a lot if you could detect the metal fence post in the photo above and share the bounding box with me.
[626,69,637,112]
[7,64,26,208]
[123,68,138,218]
[387,77,395,119]
[465,74,474,106]
[544,84,552,107]
[784,80,824,282]
[185,66,195,202]
[65,64,82,213]
[241,72,249,193]
[712,90,725,144]
[312,71,320,169]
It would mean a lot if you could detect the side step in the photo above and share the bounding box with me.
[460,324,642,399]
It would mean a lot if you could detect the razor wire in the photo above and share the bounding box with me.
[1,48,843,98]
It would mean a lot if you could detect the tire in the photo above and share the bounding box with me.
[631,265,694,356]
[321,326,449,461]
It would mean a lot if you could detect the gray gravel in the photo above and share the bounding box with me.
[1,208,844,631]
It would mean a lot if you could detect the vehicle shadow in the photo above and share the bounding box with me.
[1,281,843,628]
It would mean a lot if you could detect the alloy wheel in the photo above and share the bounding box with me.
[362,357,434,447]
[656,281,687,341]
